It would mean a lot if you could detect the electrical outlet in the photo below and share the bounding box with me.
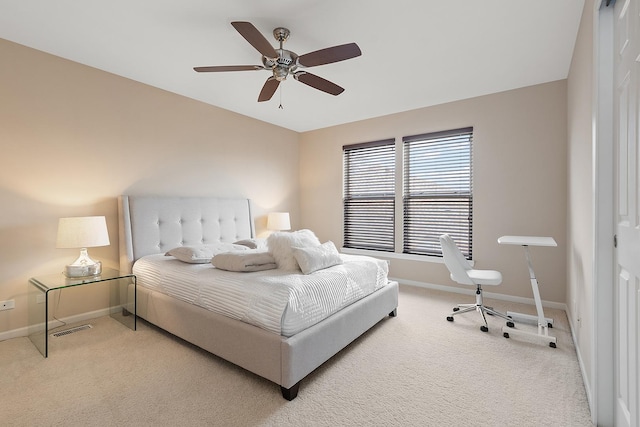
[0,300,15,311]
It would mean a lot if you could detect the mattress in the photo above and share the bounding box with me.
[132,253,390,336]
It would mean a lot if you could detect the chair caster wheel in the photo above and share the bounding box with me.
[506,321,515,328]
[453,307,460,312]
[480,326,488,332]
[503,332,510,338]
[446,316,454,322]
[549,342,556,348]
[548,322,553,328]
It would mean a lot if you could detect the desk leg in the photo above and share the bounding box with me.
[502,245,557,347]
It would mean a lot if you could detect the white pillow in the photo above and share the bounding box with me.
[267,229,321,271]
[293,241,343,274]
[165,243,248,263]
[212,251,277,272]
[233,238,267,250]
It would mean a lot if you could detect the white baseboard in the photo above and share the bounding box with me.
[392,277,568,311]
[0,307,111,342]
[566,311,593,418]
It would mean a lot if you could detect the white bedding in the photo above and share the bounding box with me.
[132,253,389,336]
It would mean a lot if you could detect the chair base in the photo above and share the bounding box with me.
[446,287,513,331]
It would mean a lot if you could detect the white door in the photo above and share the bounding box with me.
[614,0,640,426]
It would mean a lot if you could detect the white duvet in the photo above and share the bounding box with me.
[132,253,389,336]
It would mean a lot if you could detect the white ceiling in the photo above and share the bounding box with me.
[0,0,585,133]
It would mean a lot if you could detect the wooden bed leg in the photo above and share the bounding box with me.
[281,382,301,401]
[389,308,397,317]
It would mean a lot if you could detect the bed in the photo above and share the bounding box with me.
[118,195,398,400]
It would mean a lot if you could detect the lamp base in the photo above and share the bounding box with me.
[64,261,102,278]
[63,248,102,278]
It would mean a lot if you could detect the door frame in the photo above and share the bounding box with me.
[593,0,615,425]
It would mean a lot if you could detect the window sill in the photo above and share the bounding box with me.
[341,247,445,264]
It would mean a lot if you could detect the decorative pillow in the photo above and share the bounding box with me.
[233,238,267,250]
[292,241,343,274]
[267,229,321,271]
[165,243,248,264]
[212,250,277,272]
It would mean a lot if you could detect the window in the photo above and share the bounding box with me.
[403,127,473,258]
[343,139,395,251]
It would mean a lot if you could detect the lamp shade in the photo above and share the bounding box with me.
[267,212,291,231]
[56,216,110,249]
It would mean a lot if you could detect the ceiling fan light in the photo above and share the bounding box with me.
[274,67,288,81]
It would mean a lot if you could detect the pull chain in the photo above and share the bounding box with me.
[278,84,284,109]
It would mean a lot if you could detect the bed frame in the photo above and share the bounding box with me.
[118,195,398,400]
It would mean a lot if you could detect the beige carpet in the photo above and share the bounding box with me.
[0,285,593,426]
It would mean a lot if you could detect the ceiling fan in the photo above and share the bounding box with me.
[194,21,362,102]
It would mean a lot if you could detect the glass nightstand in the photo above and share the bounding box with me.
[27,268,136,357]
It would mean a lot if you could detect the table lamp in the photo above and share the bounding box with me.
[267,212,291,231]
[56,216,110,278]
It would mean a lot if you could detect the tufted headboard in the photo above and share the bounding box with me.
[118,195,255,273]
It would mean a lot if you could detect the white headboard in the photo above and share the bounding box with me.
[118,195,255,273]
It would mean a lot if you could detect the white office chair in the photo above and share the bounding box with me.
[440,234,514,332]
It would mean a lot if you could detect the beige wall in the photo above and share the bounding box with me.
[299,81,568,303]
[567,0,595,404]
[0,39,300,334]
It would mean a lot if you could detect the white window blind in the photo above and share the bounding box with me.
[403,127,473,258]
[343,139,395,251]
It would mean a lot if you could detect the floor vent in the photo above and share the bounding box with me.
[51,324,93,338]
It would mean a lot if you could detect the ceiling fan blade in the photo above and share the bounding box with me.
[258,77,280,102]
[194,65,263,72]
[231,21,278,59]
[297,43,362,67]
[294,72,344,96]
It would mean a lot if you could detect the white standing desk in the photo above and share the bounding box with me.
[497,235,557,348]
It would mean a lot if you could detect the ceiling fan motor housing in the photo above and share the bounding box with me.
[262,49,298,81]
